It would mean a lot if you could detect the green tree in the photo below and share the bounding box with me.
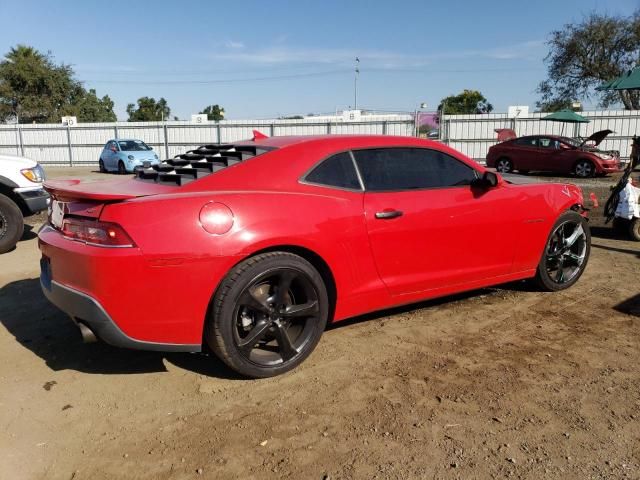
[437,90,494,115]
[126,97,170,121]
[75,89,117,122]
[537,10,640,110]
[536,98,575,113]
[418,122,438,135]
[0,45,116,123]
[200,104,225,121]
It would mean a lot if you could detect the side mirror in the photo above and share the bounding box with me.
[472,171,499,189]
[483,171,499,187]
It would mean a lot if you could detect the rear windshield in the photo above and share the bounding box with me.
[118,140,152,151]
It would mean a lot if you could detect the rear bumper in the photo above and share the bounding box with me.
[37,224,235,350]
[40,272,201,352]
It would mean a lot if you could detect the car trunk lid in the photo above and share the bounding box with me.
[44,177,175,202]
[44,177,177,228]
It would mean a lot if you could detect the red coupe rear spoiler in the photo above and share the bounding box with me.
[44,178,175,201]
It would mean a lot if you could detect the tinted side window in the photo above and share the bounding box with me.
[305,152,361,190]
[514,137,538,147]
[539,138,560,149]
[353,148,477,191]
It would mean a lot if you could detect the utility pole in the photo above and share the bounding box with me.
[354,57,360,110]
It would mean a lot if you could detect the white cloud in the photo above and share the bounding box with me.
[224,40,245,49]
[208,40,545,68]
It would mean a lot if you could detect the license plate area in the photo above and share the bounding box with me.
[40,256,52,291]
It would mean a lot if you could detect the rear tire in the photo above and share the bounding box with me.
[118,161,126,175]
[0,194,24,254]
[534,211,590,291]
[629,218,640,241]
[495,157,513,173]
[206,252,329,378]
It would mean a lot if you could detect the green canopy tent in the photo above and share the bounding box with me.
[596,66,640,91]
[541,109,590,136]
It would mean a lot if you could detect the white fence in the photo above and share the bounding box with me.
[2,109,639,166]
[441,109,640,162]
[0,117,414,166]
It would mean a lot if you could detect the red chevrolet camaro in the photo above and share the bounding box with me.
[39,134,591,377]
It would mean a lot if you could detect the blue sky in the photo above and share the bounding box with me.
[0,0,637,120]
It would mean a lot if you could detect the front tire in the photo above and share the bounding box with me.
[495,157,513,174]
[118,161,126,175]
[574,159,595,178]
[206,252,329,378]
[0,194,24,254]
[99,159,106,173]
[534,211,590,291]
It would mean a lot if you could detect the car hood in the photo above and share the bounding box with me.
[502,173,541,185]
[579,129,613,147]
[0,154,37,169]
[122,150,157,160]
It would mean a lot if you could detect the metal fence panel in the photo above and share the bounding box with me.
[0,118,414,166]
[2,110,638,166]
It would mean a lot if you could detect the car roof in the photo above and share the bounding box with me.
[515,135,565,140]
[234,134,430,149]
[134,134,471,189]
[108,138,148,142]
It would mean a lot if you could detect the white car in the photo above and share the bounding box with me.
[0,154,49,253]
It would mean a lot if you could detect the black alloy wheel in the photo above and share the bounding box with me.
[207,252,329,378]
[534,211,590,291]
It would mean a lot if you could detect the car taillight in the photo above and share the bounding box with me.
[61,217,136,247]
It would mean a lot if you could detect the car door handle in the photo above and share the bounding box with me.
[375,210,403,219]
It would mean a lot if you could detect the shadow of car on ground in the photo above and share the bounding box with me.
[0,277,243,379]
[1,276,534,379]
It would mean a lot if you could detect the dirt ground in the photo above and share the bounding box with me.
[1,168,639,479]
